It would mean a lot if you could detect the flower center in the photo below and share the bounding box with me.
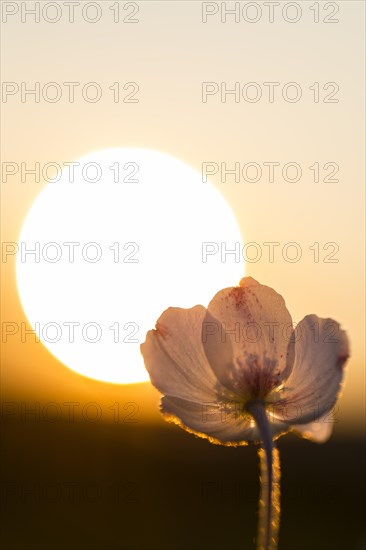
[236,353,282,400]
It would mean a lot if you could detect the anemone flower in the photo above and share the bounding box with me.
[141,277,349,550]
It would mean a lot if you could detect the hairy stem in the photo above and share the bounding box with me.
[246,401,281,550]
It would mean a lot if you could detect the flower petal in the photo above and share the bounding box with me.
[291,412,335,443]
[141,305,232,403]
[273,314,349,425]
[202,277,295,399]
[161,395,287,445]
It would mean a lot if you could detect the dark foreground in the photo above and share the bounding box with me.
[1,419,365,550]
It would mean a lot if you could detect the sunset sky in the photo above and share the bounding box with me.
[1,1,365,434]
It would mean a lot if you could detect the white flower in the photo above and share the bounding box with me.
[141,277,349,445]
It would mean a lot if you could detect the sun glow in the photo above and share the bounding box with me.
[16,148,244,384]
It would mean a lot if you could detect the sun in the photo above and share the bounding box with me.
[16,148,244,384]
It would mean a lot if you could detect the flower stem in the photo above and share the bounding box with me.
[246,401,281,550]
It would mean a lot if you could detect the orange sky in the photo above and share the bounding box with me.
[1,1,364,433]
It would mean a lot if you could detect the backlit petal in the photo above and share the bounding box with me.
[161,395,287,445]
[273,315,349,425]
[141,305,232,403]
[291,412,335,443]
[202,277,295,399]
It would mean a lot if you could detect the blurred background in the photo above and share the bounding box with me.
[1,1,365,549]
